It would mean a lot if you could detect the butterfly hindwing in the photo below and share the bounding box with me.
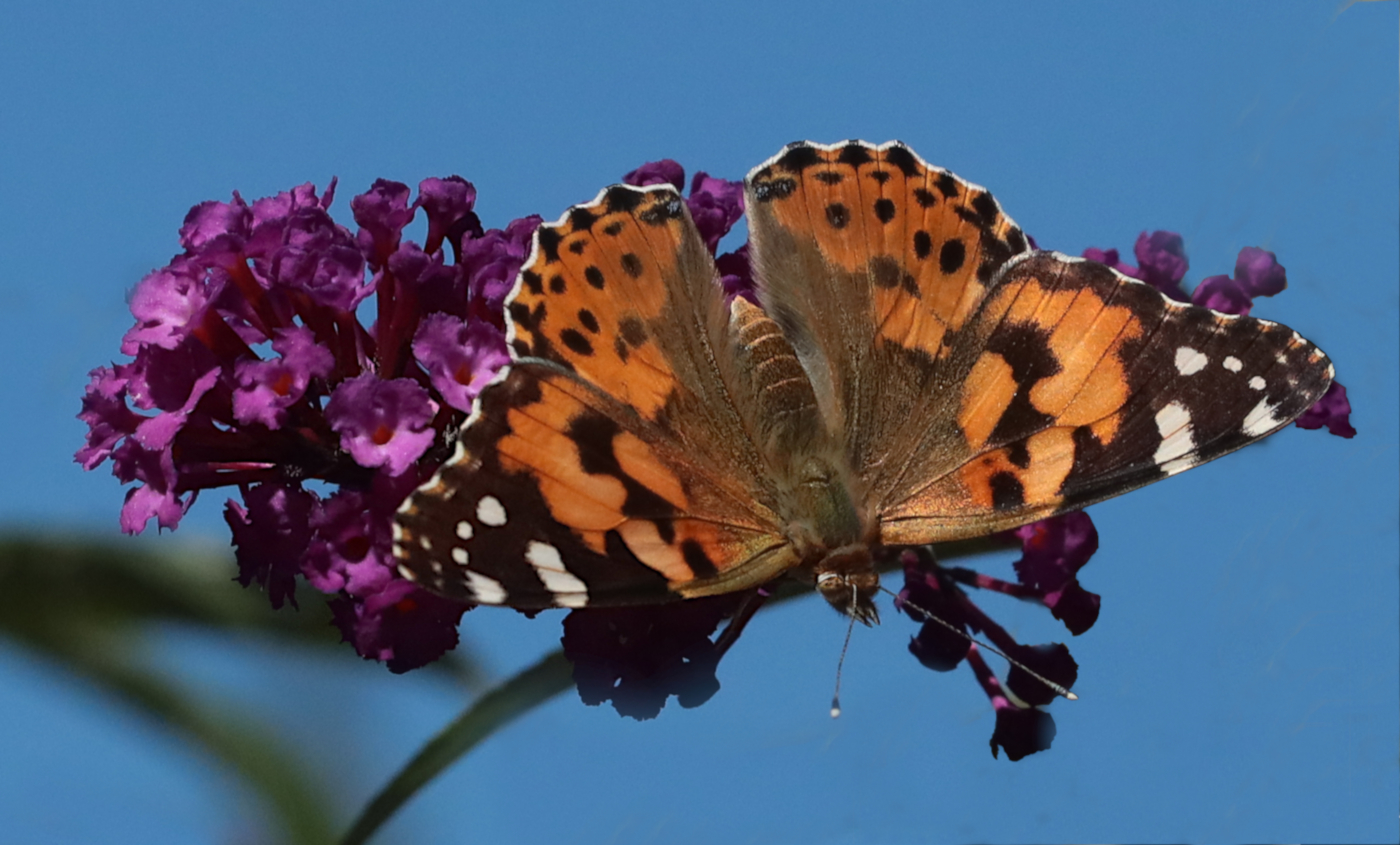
[395,362,791,607]
[878,251,1335,542]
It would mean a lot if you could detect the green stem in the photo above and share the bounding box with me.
[338,651,575,845]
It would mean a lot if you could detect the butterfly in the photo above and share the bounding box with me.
[393,140,1334,623]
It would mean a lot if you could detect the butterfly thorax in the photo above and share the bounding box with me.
[782,456,881,624]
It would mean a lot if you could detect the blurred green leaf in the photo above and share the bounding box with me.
[340,651,575,845]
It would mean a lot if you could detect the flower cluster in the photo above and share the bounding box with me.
[76,166,748,672]
[78,160,1352,758]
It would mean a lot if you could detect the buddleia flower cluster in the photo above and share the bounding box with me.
[77,159,1353,759]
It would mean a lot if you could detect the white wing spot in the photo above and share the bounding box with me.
[1154,401,1196,475]
[1175,346,1208,376]
[1249,376,1266,391]
[476,496,507,527]
[418,535,433,551]
[1223,356,1243,372]
[456,520,474,540]
[465,571,507,604]
[525,540,589,608]
[451,547,469,566]
[1242,398,1282,437]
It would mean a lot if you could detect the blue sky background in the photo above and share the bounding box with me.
[1,1,1396,842]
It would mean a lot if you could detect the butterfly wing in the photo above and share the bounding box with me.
[745,140,1031,506]
[878,251,1334,541]
[745,140,1333,544]
[395,185,826,608]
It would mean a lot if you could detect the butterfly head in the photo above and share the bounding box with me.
[814,545,880,625]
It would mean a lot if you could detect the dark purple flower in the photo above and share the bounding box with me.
[560,594,749,720]
[715,243,755,302]
[969,647,1058,761]
[112,440,188,534]
[416,176,482,255]
[898,537,1080,751]
[324,374,437,477]
[898,548,973,672]
[686,172,745,254]
[461,216,541,324]
[1191,274,1253,315]
[1234,246,1287,297]
[1133,231,1190,301]
[1191,246,1287,316]
[225,482,317,609]
[412,313,510,413]
[1083,231,1189,301]
[76,367,142,471]
[352,179,415,268]
[1295,381,1356,438]
[623,159,685,191]
[1008,512,1102,636]
[330,578,469,673]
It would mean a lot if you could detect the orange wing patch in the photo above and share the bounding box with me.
[508,185,693,420]
[395,362,787,607]
[747,141,1030,361]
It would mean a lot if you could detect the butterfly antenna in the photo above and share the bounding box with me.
[880,586,1078,701]
[830,584,860,718]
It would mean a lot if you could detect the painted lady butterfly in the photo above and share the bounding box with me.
[393,141,1333,623]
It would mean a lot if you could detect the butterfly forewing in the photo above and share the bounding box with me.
[396,184,829,608]
[878,251,1334,542]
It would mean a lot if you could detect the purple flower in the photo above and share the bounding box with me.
[461,216,541,325]
[622,159,685,191]
[1008,512,1102,636]
[1133,231,1190,301]
[225,482,317,609]
[412,313,510,413]
[232,326,335,429]
[686,172,745,254]
[715,243,755,302]
[1084,231,1189,300]
[324,374,437,477]
[78,176,511,669]
[1191,246,1287,316]
[1295,382,1356,438]
[352,179,415,268]
[416,176,482,256]
[560,594,750,720]
[897,531,1082,755]
[969,647,1059,761]
[330,578,468,674]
